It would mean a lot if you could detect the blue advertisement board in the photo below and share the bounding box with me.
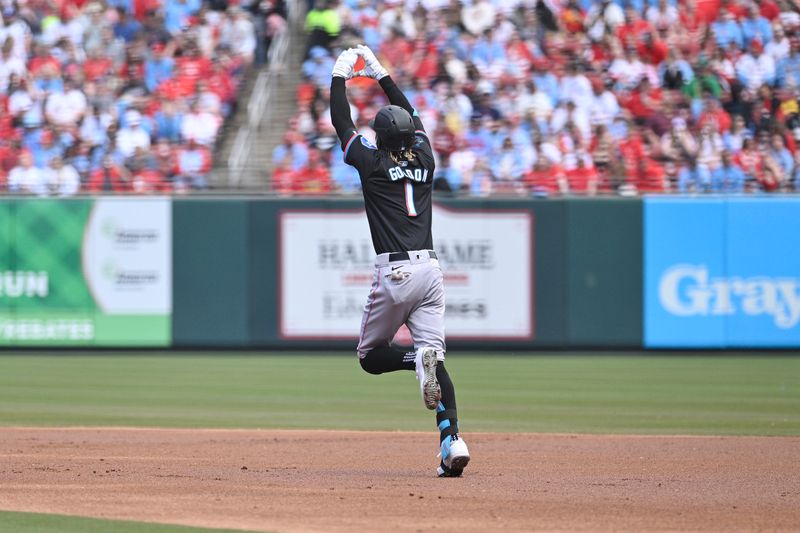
[644,197,800,348]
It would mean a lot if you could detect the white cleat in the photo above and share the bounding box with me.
[415,348,441,410]
[437,434,470,477]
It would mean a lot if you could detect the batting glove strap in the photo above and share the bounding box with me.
[332,48,358,79]
[356,44,388,80]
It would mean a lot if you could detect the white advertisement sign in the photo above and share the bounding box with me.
[83,198,172,314]
[280,205,533,340]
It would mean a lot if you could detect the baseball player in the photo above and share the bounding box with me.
[329,46,470,477]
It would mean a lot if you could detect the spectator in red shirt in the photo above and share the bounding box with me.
[28,43,60,77]
[175,41,213,95]
[618,122,647,164]
[83,48,115,82]
[136,168,168,193]
[759,0,781,21]
[637,32,668,65]
[694,0,722,25]
[735,136,763,183]
[87,154,131,193]
[432,121,456,160]
[627,77,670,135]
[698,96,733,132]
[561,0,586,34]
[272,151,295,195]
[291,148,331,194]
[380,28,415,74]
[411,40,439,81]
[152,138,177,182]
[207,61,237,111]
[726,0,749,21]
[631,149,668,193]
[618,6,654,47]
[524,155,566,195]
[565,153,599,195]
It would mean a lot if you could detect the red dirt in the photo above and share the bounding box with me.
[0,428,798,532]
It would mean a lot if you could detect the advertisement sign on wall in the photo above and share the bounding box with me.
[0,199,172,346]
[280,205,533,341]
[644,197,800,348]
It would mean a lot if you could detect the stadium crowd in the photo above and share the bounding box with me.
[0,0,281,196]
[276,0,800,196]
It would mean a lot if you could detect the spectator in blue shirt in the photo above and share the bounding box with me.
[302,46,335,88]
[469,30,506,69]
[678,158,712,193]
[113,7,142,43]
[145,43,174,93]
[532,60,561,106]
[794,151,800,190]
[769,133,794,177]
[329,144,360,193]
[272,132,309,171]
[164,0,201,35]
[29,129,64,168]
[153,100,184,143]
[490,137,527,183]
[463,114,492,159]
[434,154,464,192]
[711,150,746,192]
[712,9,743,50]
[740,5,773,46]
[107,0,133,14]
[778,41,800,88]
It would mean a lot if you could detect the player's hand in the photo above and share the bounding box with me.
[332,48,359,79]
[356,44,388,80]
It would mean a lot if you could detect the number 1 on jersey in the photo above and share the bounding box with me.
[404,181,418,217]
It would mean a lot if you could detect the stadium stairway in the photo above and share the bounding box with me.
[211,5,306,191]
[253,36,306,186]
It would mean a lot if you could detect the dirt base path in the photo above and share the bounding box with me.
[0,428,798,532]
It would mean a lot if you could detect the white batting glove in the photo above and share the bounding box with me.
[356,44,388,80]
[332,48,359,79]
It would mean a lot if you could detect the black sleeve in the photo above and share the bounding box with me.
[379,76,426,132]
[330,77,378,178]
[344,134,379,180]
[330,77,356,147]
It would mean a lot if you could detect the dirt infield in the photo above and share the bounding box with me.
[0,428,798,532]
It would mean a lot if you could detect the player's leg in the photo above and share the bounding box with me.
[405,261,470,477]
[357,267,413,374]
[359,344,415,374]
[404,264,446,409]
[434,364,469,477]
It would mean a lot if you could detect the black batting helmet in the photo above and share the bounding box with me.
[370,105,415,151]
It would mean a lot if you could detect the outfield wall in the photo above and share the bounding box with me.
[1,196,798,349]
[170,198,643,349]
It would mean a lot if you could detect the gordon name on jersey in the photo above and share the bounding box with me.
[389,166,428,182]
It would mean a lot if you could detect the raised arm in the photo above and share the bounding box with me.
[329,48,359,147]
[330,77,356,146]
[379,76,414,116]
[357,45,425,132]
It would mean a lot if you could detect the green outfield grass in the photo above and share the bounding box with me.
[0,511,248,533]
[0,353,798,435]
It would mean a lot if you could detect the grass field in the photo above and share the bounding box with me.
[0,352,798,435]
[1,352,799,532]
[0,511,245,533]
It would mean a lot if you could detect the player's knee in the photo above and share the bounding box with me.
[359,351,384,375]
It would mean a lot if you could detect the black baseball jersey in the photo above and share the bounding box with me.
[343,126,435,255]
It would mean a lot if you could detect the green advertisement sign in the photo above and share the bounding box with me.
[0,199,172,346]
